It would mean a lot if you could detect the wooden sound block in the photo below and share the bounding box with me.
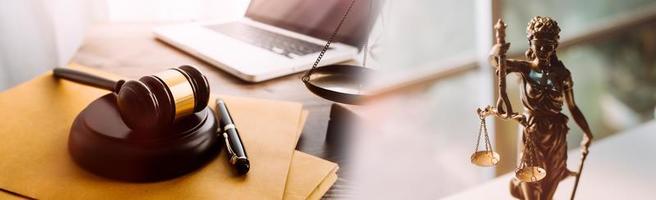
[68,94,221,182]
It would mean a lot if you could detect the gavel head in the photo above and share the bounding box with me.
[115,65,210,131]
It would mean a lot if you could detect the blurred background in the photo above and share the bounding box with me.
[1,0,655,199]
[350,0,656,199]
[0,0,250,90]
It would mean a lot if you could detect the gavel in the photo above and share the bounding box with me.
[53,65,210,131]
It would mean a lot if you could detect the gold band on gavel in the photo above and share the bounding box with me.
[154,69,196,119]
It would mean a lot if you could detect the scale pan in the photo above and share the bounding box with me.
[470,151,500,167]
[515,166,547,182]
[304,64,373,105]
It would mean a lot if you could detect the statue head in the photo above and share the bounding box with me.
[525,16,560,66]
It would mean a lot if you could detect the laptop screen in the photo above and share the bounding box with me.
[245,0,377,49]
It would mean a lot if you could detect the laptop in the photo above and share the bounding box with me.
[154,0,374,82]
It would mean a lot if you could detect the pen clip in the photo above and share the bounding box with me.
[222,132,239,164]
[222,124,238,164]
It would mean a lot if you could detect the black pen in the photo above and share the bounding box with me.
[216,99,250,175]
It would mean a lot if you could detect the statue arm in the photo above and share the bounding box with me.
[482,45,528,125]
[489,58,527,75]
[564,75,593,155]
[478,57,529,125]
[503,59,528,73]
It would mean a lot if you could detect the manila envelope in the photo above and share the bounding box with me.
[283,110,338,200]
[0,65,303,199]
[0,108,339,200]
[285,151,338,200]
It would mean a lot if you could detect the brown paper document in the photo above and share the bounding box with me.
[0,109,338,200]
[283,111,339,200]
[284,151,338,200]
[308,172,338,200]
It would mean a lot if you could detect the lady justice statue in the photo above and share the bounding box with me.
[472,16,594,199]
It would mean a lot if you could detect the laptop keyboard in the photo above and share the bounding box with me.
[206,22,327,59]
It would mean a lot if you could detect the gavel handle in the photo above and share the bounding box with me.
[53,68,119,92]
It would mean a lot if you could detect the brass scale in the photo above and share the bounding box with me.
[301,0,376,105]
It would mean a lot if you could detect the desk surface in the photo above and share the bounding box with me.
[444,121,656,200]
[71,22,349,198]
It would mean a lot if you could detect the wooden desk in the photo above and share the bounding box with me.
[71,23,350,198]
[444,121,656,200]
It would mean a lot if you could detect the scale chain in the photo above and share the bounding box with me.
[473,118,494,154]
[483,119,492,152]
[474,119,483,152]
[302,0,358,82]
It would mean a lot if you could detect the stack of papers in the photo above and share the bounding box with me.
[0,64,337,199]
